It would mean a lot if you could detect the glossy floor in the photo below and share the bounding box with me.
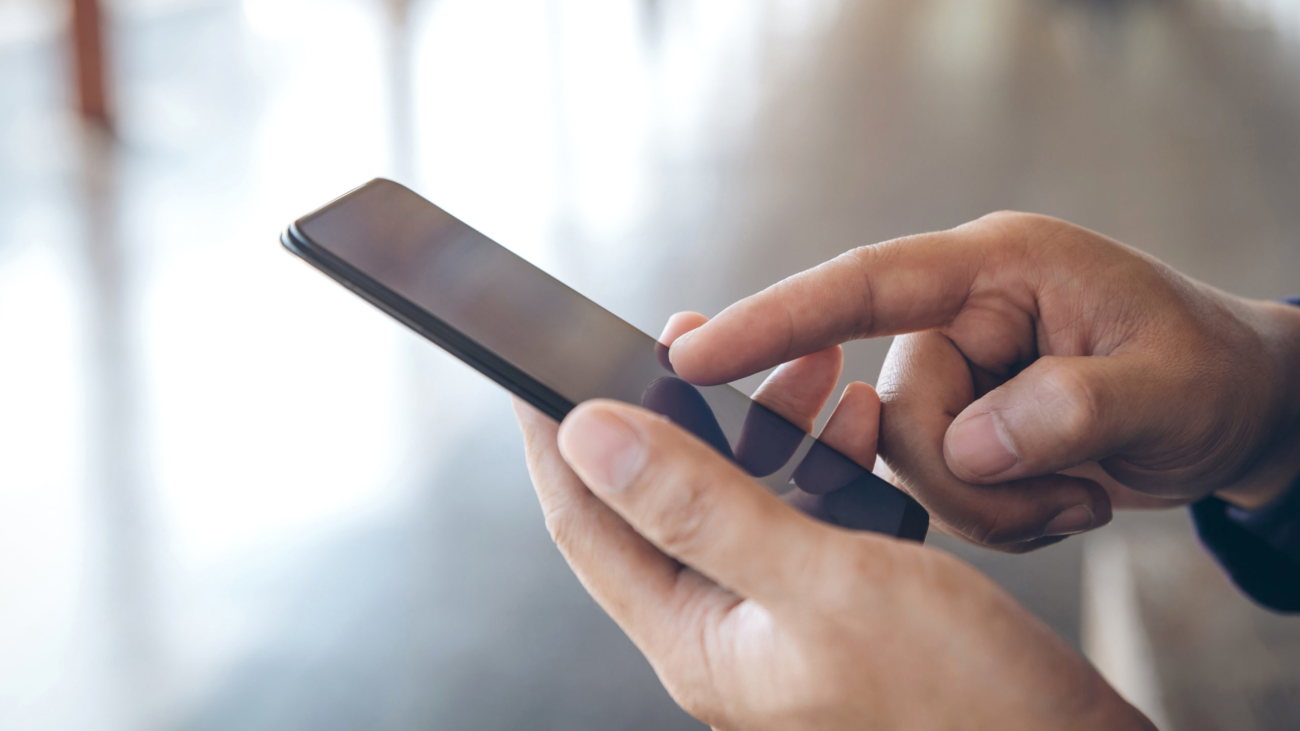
[1,0,1298,729]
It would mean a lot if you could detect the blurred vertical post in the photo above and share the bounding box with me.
[71,0,111,127]
[78,121,159,731]
[384,0,414,183]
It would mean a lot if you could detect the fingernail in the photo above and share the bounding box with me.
[657,321,677,345]
[1043,504,1095,537]
[560,408,645,493]
[947,412,1018,478]
[666,332,695,373]
[669,329,695,351]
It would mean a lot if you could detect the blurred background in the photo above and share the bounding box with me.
[2,0,1299,728]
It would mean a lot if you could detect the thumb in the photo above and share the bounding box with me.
[944,355,1164,485]
[557,400,862,608]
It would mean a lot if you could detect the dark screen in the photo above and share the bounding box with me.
[291,179,924,538]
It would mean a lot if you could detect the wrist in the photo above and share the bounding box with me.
[1214,299,1300,510]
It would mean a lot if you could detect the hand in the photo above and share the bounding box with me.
[512,344,1153,729]
[668,212,1300,551]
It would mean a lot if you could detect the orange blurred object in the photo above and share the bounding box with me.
[71,0,110,126]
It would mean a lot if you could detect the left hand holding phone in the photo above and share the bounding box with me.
[512,320,1154,731]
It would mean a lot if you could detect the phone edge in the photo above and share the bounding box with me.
[281,224,575,423]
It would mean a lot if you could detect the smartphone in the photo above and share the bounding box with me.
[281,179,927,541]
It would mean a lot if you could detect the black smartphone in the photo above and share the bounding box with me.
[281,179,927,541]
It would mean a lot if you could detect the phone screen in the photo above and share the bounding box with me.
[285,179,927,540]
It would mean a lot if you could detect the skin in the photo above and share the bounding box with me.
[514,393,1153,731]
[669,212,1300,549]
[513,212,1300,727]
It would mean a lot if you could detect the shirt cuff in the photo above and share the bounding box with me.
[1191,490,1300,613]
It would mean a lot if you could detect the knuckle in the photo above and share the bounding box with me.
[815,537,896,610]
[974,211,1069,260]
[841,243,878,274]
[541,499,582,557]
[959,500,1068,548]
[966,511,1006,546]
[980,209,1028,222]
[957,507,1036,547]
[643,469,716,556]
[838,246,880,338]
[1035,361,1106,446]
[519,429,548,467]
[974,210,1033,239]
[832,536,894,584]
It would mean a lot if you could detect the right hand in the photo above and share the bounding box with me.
[669,212,1300,551]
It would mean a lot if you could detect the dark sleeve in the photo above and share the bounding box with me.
[1189,295,1300,613]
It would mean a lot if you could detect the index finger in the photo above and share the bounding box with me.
[668,224,994,386]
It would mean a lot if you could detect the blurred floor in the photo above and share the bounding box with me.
[0,0,1298,729]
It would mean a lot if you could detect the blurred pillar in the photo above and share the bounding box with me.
[383,0,415,183]
[78,125,160,731]
[71,0,112,127]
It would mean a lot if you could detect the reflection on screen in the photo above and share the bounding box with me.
[295,180,924,538]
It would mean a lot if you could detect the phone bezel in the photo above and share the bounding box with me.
[282,222,574,422]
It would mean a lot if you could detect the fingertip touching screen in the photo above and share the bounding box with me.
[288,179,927,540]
